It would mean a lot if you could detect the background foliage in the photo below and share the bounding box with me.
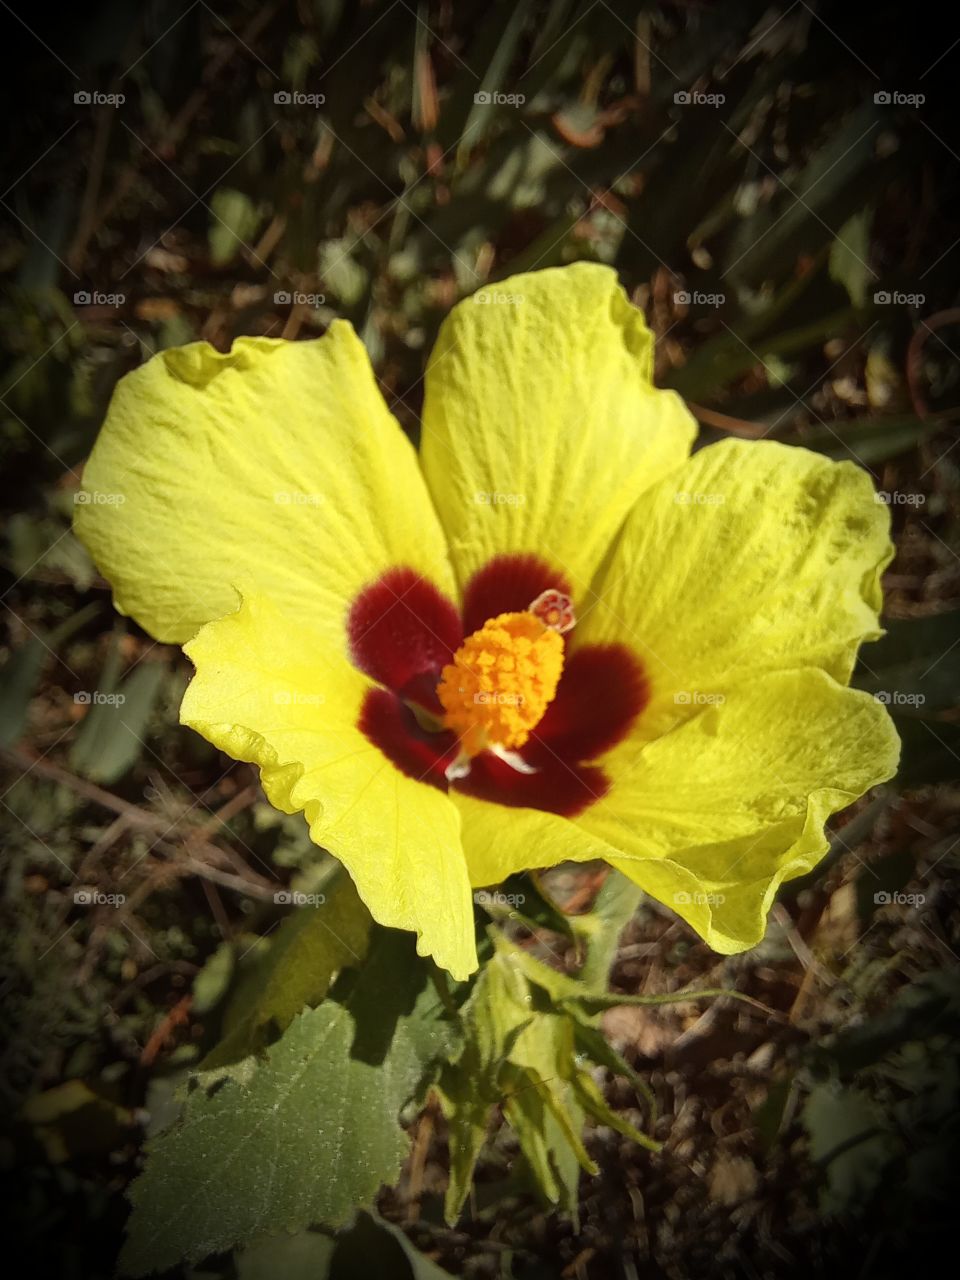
[1,1,959,1276]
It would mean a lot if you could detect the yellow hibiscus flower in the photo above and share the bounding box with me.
[73,263,899,980]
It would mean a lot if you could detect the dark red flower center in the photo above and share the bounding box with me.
[346,554,648,818]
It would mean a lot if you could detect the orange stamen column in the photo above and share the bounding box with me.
[437,611,566,760]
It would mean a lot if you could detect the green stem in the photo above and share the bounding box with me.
[565,987,783,1019]
[428,961,461,1019]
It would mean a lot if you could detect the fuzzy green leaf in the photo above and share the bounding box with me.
[202,873,372,1069]
[120,930,457,1276]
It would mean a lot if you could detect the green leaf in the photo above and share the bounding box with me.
[434,947,531,1221]
[436,935,659,1223]
[202,873,372,1070]
[829,210,872,308]
[506,1010,596,1175]
[20,1079,134,1163]
[854,610,960,713]
[456,0,533,164]
[491,934,584,1004]
[568,868,643,989]
[571,1020,657,1122]
[120,930,458,1276]
[190,942,235,1017]
[726,104,882,284]
[332,1210,455,1279]
[208,188,263,267]
[69,658,167,784]
[809,970,960,1078]
[0,635,47,750]
[667,305,856,401]
[890,714,960,785]
[787,414,935,464]
[509,988,658,1157]
[492,872,577,940]
[854,849,917,925]
[238,1211,456,1280]
[570,1066,659,1151]
[7,512,96,590]
[238,1230,336,1280]
[318,239,369,306]
[281,33,319,91]
[753,1076,796,1154]
[802,1085,895,1214]
[432,1067,491,1223]
[501,1061,584,1208]
[533,1091,584,1220]
[0,602,100,749]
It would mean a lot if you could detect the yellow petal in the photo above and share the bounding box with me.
[453,790,614,888]
[579,438,892,737]
[420,263,696,597]
[577,669,899,953]
[74,324,455,645]
[180,592,477,980]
